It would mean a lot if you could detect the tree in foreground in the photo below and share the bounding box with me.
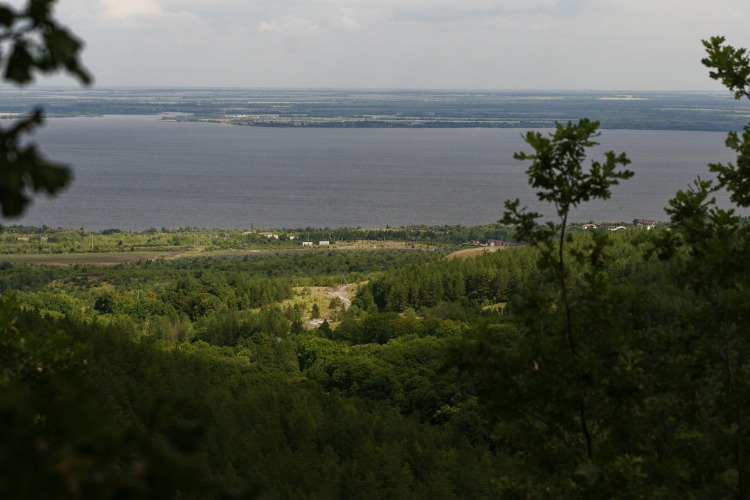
[453,36,750,498]
[0,2,219,498]
[650,36,750,498]
[0,0,91,217]
[498,120,656,496]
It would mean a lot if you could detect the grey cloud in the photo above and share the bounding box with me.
[47,0,750,90]
[392,0,590,24]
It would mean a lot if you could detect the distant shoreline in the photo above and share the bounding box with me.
[0,88,747,132]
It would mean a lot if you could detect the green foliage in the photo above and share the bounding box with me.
[508,119,632,224]
[702,35,750,212]
[702,36,750,101]
[501,119,632,265]
[641,36,750,498]
[446,36,750,498]
[12,310,498,498]
[0,294,89,386]
[0,0,91,217]
[365,248,539,312]
[0,379,217,499]
[0,298,226,498]
[452,119,675,496]
[0,110,73,217]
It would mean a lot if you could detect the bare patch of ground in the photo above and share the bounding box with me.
[444,247,502,261]
[293,283,360,330]
[324,285,353,309]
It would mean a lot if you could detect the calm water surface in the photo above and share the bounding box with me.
[16,115,736,230]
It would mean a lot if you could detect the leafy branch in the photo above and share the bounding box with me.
[0,0,91,217]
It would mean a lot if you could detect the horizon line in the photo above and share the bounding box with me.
[0,85,731,95]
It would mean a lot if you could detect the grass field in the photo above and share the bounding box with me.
[279,283,362,329]
[444,247,502,260]
[0,241,432,266]
[0,251,177,265]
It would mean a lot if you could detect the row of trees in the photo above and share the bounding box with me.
[362,229,645,312]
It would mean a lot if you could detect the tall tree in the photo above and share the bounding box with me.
[497,121,662,495]
[651,36,750,498]
[453,36,750,497]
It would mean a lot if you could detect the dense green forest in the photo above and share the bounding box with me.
[1,202,744,497]
[3,1,750,498]
[0,219,659,498]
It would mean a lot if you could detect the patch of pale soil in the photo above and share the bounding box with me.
[303,284,359,330]
[444,247,500,261]
[306,318,326,329]
[324,285,353,309]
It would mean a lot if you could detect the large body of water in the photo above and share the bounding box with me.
[14,115,737,230]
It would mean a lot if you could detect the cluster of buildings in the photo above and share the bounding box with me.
[581,219,659,231]
[467,219,662,247]
[469,239,519,248]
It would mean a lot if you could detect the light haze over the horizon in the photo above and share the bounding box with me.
[30,0,750,91]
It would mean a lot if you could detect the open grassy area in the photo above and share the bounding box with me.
[0,243,436,266]
[444,246,503,260]
[279,283,363,329]
[0,228,435,267]
[0,251,177,265]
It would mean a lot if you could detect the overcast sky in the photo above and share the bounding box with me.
[37,0,750,90]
